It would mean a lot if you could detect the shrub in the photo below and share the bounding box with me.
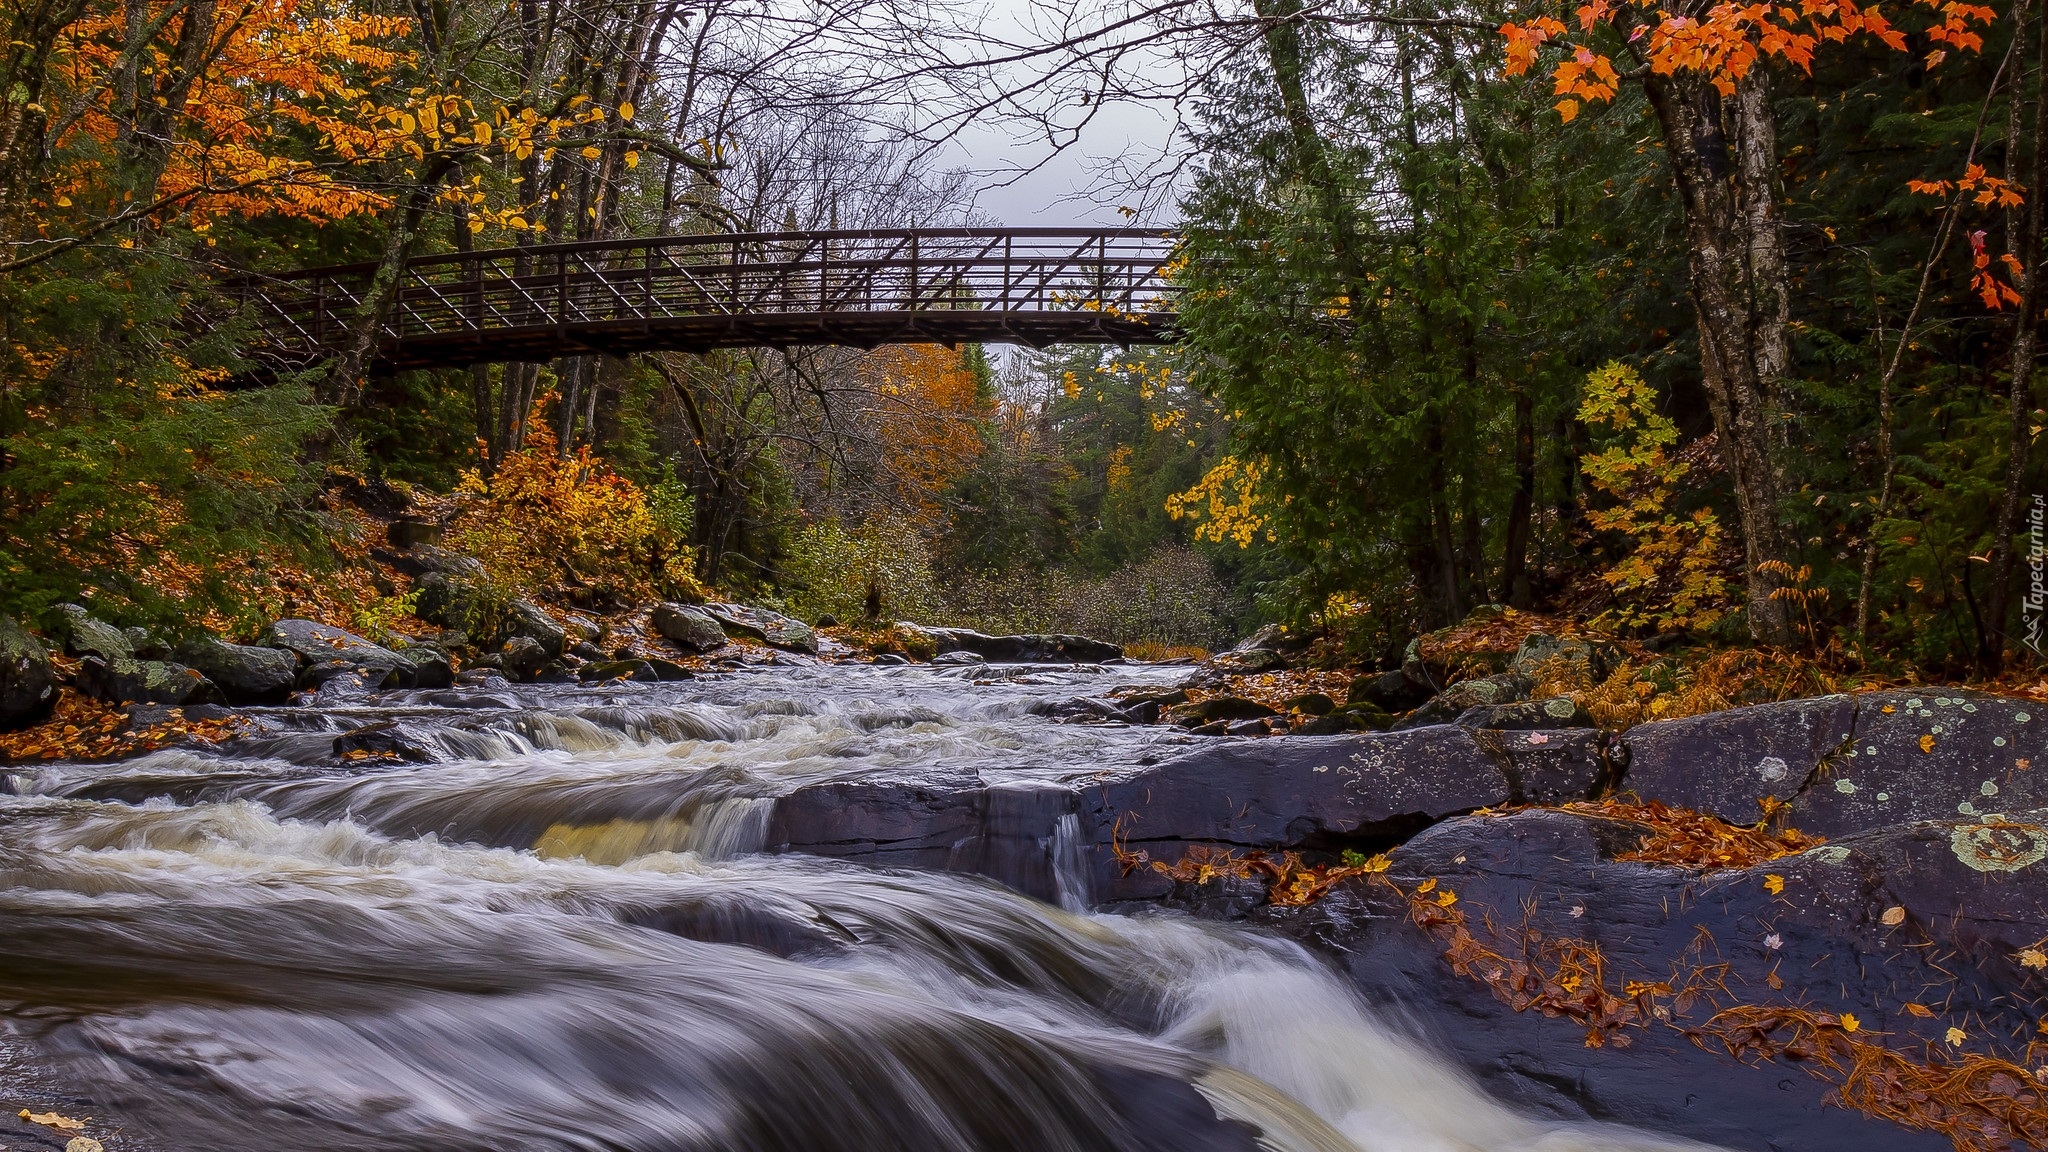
[447,408,702,607]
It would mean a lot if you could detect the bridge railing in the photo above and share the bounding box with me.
[236,228,1180,368]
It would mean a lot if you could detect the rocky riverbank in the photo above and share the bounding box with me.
[4,538,2047,1150]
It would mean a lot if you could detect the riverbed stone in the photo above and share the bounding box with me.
[1619,693,1857,824]
[651,602,728,651]
[261,618,411,690]
[702,603,819,654]
[173,635,299,704]
[1250,804,2042,1152]
[0,615,56,731]
[906,625,1121,664]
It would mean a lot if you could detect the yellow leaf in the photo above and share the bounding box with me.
[1919,734,1936,753]
[581,145,602,159]
[1881,905,1905,926]
[1764,874,1785,895]
[55,195,70,207]
[1436,889,1457,907]
[1946,1026,1967,1045]
[619,101,635,121]
[624,150,640,169]
[1415,878,1438,894]
[2019,948,2048,969]
[20,1111,85,1131]
[474,121,493,145]
[1903,1002,1935,1017]
[1840,1013,1860,1033]
[1556,98,1579,122]
[467,219,486,233]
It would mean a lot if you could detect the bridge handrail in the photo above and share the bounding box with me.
[231,226,1181,285]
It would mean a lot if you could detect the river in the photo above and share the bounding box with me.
[1,662,1723,1151]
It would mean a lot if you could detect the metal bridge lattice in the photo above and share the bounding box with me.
[241,227,1180,372]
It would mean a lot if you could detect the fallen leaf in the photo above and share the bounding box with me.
[68,1138,105,1152]
[1947,1026,1967,1045]
[1919,734,1936,754]
[2019,948,2047,970]
[1763,932,1783,950]
[20,1110,86,1131]
[1881,905,1906,926]
[1766,969,1784,990]
[1436,889,1458,907]
[1764,874,1785,895]
[1416,878,1438,894]
[1841,1013,1861,1033]
[1903,1002,1935,1018]
[1569,905,1585,918]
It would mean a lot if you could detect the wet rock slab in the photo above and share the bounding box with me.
[765,726,1614,905]
[1621,689,2048,837]
[1247,805,2048,1152]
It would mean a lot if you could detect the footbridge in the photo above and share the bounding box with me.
[240,227,1180,373]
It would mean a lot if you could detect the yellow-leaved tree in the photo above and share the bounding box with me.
[1577,363,1731,632]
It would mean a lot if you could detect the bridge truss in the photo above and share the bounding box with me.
[239,228,1181,373]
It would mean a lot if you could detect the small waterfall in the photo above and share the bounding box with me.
[533,797,773,864]
[1051,811,1092,912]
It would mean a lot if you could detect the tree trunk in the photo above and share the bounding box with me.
[1641,69,1798,645]
[1501,386,1536,607]
[1985,8,2047,669]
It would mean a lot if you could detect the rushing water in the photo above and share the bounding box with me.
[2,663,1722,1151]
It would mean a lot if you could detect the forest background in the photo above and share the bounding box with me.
[0,0,2039,678]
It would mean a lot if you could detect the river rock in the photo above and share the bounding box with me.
[173,635,299,704]
[1507,631,1620,681]
[1456,697,1595,730]
[1619,690,2048,840]
[651,602,727,651]
[261,619,411,690]
[1166,696,1277,726]
[56,604,132,665]
[0,615,56,731]
[1394,672,1534,730]
[393,642,454,689]
[1619,694,1856,825]
[1250,804,2043,1152]
[1348,669,1429,713]
[580,659,659,683]
[702,603,819,654]
[1798,689,2048,838]
[500,636,548,679]
[906,625,1120,663]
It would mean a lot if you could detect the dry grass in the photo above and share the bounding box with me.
[1122,639,1209,663]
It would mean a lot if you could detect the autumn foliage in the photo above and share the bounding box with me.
[449,405,700,607]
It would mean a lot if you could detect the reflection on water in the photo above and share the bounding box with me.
[1,663,1721,1151]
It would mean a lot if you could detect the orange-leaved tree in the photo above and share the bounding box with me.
[1499,0,2000,645]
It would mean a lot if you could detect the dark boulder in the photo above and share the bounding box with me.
[1090,727,1610,902]
[650,602,728,652]
[1507,631,1620,682]
[393,642,454,690]
[1618,690,2048,840]
[1203,647,1287,675]
[1348,670,1429,713]
[56,605,133,665]
[500,636,548,679]
[1619,693,1856,825]
[1798,689,2048,838]
[0,616,56,731]
[1251,804,2043,1152]
[81,658,224,706]
[174,635,299,704]
[261,619,411,690]
[503,600,567,659]
[702,603,819,654]
[644,657,695,681]
[1167,696,1277,727]
[1456,697,1596,731]
[386,546,487,581]
[907,625,1120,664]
[931,650,987,667]
[581,659,658,683]
[1394,672,1534,730]
[334,720,436,762]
